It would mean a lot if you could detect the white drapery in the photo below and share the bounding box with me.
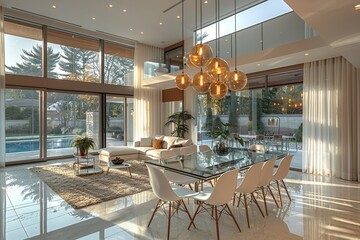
[0,7,6,168]
[133,43,163,140]
[303,57,360,181]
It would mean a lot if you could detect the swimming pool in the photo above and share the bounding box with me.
[6,138,73,153]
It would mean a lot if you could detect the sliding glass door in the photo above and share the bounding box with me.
[5,89,42,163]
[105,96,124,147]
[47,92,100,157]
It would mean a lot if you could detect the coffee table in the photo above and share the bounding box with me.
[106,162,132,177]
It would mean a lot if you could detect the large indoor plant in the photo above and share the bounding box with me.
[71,135,96,156]
[209,120,244,156]
[164,111,194,138]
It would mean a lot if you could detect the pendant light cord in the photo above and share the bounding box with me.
[181,0,185,72]
[217,0,220,58]
[200,0,202,45]
[234,0,237,70]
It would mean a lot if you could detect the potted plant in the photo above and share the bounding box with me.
[71,135,96,156]
[164,111,194,138]
[209,120,244,156]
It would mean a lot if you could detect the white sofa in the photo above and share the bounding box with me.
[99,135,194,163]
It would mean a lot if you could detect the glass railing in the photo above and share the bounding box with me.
[144,61,180,79]
[144,12,316,79]
[200,12,316,61]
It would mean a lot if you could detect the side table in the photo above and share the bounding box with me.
[73,154,103,176]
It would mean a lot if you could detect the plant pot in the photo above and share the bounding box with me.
[212,140,231,156]
[79,148,88,156]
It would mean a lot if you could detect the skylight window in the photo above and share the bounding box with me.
[195,0,292,43]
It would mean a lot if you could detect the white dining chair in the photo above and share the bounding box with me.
[234,162,265,228]
[188,169,241,240]
[273,154,294,207]
[146,164,197,240]
[160,149,198,190]
[199,144,211,152]
[258,157,279,216]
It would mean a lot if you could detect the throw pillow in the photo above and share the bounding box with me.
[140,137,152,147]
[163,136,178,149]
[152,139,164,149]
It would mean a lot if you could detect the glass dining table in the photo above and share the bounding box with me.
[145,149,286,192]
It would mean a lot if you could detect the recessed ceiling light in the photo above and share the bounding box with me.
[140,32,144,34]
[204,0,208,3]
[109,4,113,8]
[257,63,261,66]
[52,5,56,8]
[92,17,96,20]
[123,9,127,12]
[130,28,133,31]
[160,22,163,25]
[304,53,310,56]
[177,15,180,19]
[355,4,360,10]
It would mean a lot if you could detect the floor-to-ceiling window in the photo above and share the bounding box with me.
[197,67,303,169]
[4,18,134,165]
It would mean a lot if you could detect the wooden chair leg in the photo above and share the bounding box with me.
[215,206,220,240]
[261,187,268,216]
[281,180,291,201]
[148,200,161,227]
[167,203,171,240]
[237,193,242,207]
[244,194,250,228]
[267,185,279,208]
[188,204,201,230]
[226,204,241,232]
[181,200,196,229]
[251,193,265,217]
[276,180,283,207]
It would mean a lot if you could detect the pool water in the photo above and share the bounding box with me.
[6,138,73,153]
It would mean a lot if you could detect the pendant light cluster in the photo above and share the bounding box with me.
[175,0,248,100]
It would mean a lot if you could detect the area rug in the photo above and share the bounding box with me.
[30,160,151,209]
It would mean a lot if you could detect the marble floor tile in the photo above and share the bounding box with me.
[1,162,360,240]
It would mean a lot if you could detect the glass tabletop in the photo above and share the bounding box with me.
[145,149,286,181]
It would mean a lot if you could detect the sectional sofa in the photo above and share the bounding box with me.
[99,135,193,163]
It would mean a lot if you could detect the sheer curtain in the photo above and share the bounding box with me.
[0,7,6,168]
[133,43,162,140]
[303,57,360,181]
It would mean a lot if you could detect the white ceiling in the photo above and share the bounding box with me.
[0,0,259,47]
[1,0,359,89]
[285,0,360,68]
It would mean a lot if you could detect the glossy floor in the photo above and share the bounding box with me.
[1,160,359,240]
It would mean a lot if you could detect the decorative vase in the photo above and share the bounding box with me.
[212,139,231,156]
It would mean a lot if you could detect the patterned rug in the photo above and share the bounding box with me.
[30,160,151,209]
